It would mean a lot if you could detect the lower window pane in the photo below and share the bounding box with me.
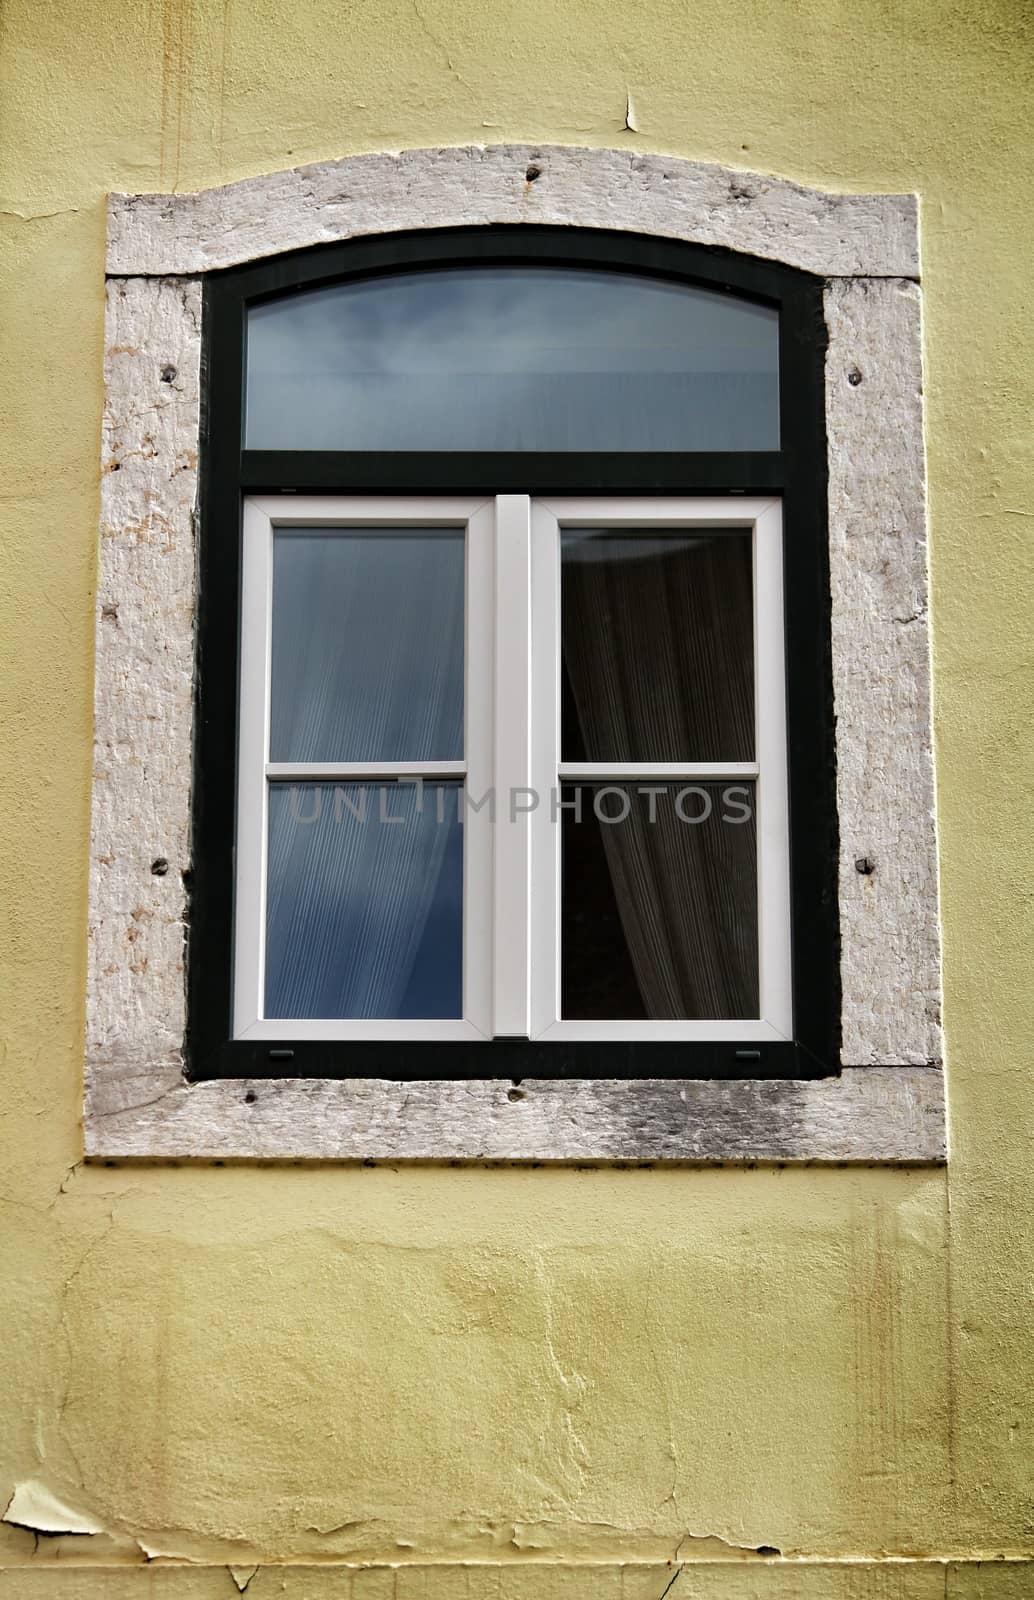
[561,781,758,1020]
[264,782,463,1019]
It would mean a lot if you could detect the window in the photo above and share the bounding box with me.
[190,228,838,1080]
[88,146,943,1160]
[234,493,789,1053]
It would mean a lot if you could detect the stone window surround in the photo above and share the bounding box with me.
[86,143,945,1163]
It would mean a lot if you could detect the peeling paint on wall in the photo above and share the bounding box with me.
[3,1481,105,1537]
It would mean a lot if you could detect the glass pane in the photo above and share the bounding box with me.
[561,781,758,1020]
[265,782,463,1019]
[246,266,779,452]
[270,529,464,763]
[562,531,754,762]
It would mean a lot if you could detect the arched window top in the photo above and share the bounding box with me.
[245,262,780,453]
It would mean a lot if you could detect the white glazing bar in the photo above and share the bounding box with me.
[754,502,793,1038]
[558,762,759,781]
[528,499,563,1037]
[233,499,275,1035]
[493,494,533,1036]
[265,761,466,780]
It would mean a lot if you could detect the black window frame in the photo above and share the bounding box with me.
[188,224,839,1082]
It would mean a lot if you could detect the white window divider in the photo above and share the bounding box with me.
[491,495,533,1037]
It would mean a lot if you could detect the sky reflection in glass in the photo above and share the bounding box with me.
[269,528,465,763]
[247,266,780,452]
[265,782,464,1019]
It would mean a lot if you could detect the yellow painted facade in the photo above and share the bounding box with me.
[1,0,1032,1593]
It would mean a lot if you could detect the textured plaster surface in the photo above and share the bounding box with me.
[2,0,1033,1591]
[86,149,941,1155]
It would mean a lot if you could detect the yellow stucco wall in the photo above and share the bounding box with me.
[1,1,1032,1594]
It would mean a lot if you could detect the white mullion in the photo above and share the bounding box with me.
[754,502,793,1038]
[492,495,533,1036]
[265,761,467,781]
[234,498,275,1035]
[463,501,495,1036]
[529,499,563,1037]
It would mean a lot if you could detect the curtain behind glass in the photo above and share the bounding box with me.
[561,783,758,1019]
[562,533,753,761]
[561,533,758,1019]
[264,528,466,1020]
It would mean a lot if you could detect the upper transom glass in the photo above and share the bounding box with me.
[245,266,780,452]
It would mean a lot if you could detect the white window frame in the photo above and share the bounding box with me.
[235,495,495,1043]
[234,493,790,1045]
[528,497,791,1043]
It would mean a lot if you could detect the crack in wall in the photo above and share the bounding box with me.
[407,0,472,91]
[531,1255,590,1507]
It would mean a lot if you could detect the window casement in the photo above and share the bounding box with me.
[190,227,838,1082]
[230,494,792,1069]
[88,146,945,1161]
